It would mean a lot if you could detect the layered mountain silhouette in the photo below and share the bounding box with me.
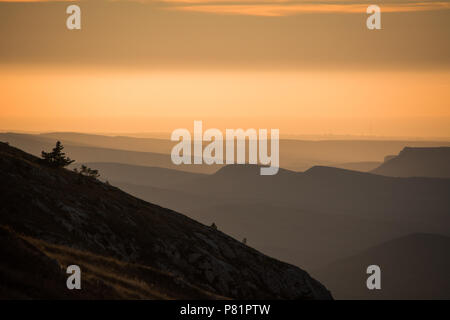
[372,147,450,178]
[73,162,205,189]
[2,133,449,300]
[130,164,450,224]
[0,142,332,299]
[3,132,450,172]
[313,233,450,299]
[40,132,173,154]
[83,161,450,271]
[0,133,220,174]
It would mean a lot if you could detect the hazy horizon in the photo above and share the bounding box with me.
[2,129,450,141]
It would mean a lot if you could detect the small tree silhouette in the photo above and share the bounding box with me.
[41,141,74,168]
[210,222,218,230]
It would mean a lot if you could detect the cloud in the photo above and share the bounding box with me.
[167,1,450,17]
[0,0,74,2]
[2,0,450,17]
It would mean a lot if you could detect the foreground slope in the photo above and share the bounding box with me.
[0,226,220,299]
[0,142,331,299]
[313,233,450,300]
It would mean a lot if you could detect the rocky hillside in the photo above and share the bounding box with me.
[0,142,331,299]
[0,225,221,299]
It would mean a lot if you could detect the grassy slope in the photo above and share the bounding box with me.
[0,226,222,299]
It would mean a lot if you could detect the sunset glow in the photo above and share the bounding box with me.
[0,0,449,138]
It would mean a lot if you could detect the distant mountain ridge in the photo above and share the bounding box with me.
[173,164,450,224]
[372,147,450,178]
[73,162,205,189]
[3,132,450,172]
[0,133,220,174]
[313,233,450,299]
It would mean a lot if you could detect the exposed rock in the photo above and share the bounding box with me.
[0,142,332,299]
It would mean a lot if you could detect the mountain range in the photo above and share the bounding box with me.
[1,132,449,299]
[3,132,450,172]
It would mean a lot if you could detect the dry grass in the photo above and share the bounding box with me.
[0,226,224,299]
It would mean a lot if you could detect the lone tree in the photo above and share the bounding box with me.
[41,141,74,168]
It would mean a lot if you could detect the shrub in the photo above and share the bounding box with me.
[76,165,100,179]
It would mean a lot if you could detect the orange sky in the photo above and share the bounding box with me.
[0,1,449,138]
[1,66,449,137]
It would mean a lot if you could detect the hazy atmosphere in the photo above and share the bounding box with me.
[1,0,449,303]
